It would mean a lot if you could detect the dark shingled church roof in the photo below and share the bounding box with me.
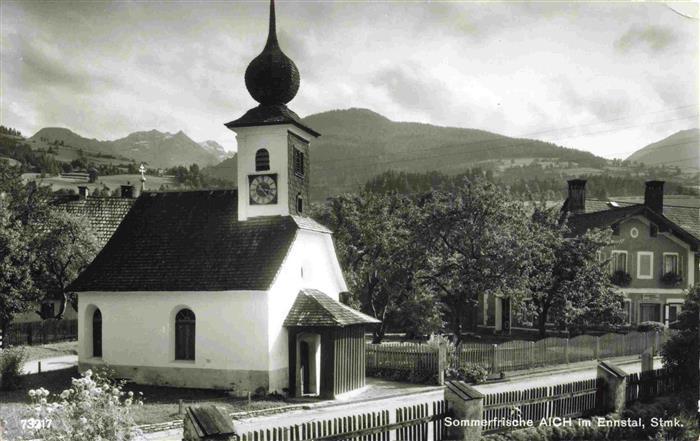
[69,190,331,292]
[284,289,380,327]
[55,196,134,247]
[225,104,320,138]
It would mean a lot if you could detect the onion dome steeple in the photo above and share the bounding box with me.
[244,0,300,105]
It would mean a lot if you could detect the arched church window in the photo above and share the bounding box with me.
[175,309,196,360]
[296,193,303,214]
[93,309,102,358]
[255,149,270,171]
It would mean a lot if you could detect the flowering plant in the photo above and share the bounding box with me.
[22,369,143,441]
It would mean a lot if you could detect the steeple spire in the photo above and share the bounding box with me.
[244,0,299,106]
[265,0,278,49]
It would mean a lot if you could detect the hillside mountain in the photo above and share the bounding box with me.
[626,129,699,170]
[297,108,608,200]
[29,128,221,169]
[198,140,229,161]
[203,154,237,183]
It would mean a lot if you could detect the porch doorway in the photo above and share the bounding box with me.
[295,333,320,397]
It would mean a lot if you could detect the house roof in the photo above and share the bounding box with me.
[563,198,700,250]
[225,104,320,138]
[69,189,332,292]
[54,196,134,247]
[284,289,380,327]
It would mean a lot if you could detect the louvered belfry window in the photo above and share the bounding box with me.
[175,309,196,360]
[93,309,102,358]
[294,148,304,177]
[255,149,270,171]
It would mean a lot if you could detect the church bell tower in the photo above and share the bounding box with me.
[225,0,320,222]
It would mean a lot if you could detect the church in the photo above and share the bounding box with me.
[69,0,378,399]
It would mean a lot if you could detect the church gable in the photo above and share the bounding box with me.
[69,189,300,292]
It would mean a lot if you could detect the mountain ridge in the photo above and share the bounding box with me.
[29,127,224,168]
[626,128,699,170]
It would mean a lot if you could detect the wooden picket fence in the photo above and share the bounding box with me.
[481,378,599,433]
[2,319,78,346]
[625,368,682,403]
[237,400,448,441]
[367,331,668,379]
[366,344,440,374]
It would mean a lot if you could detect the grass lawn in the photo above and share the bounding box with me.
[16,340,78,362]
[0,366,292,439]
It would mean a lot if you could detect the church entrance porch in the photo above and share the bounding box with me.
[283,289,380,399]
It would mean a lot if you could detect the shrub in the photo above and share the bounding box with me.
[637,321,667,333]
[0,346,27,390]
[366,367,437,385]
[22,369,143,441]
[660,272,683,287]
[445,364,488,384]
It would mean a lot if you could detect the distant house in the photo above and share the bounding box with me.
[11,185,136,324]
[68,0,378,398]
[483,179,698,332]
[560,179,699,326]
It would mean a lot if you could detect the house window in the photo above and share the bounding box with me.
[667,303,682,324]
[293,148,304,177]
[610,250,627,274]
[93,309,102,358]
[296,193,303,214]
[639,303,660,323]
[637,252,654,279]
[623,300,631,325]
[175,309,195,361]
[629,227,639,238]
[255,149,270,171]
[663,253,679,275]
[650,224,658,237]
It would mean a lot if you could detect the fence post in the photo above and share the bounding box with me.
[183,405,235,441]
[641,349,654,372]
[597,361,627,414]
[653,331,660,355]
[594,336,600,359]
[490,344,498,374]
[529,341,535,369]
[565,339,570,364]
[438,341,447,385]
[445,381,484,441]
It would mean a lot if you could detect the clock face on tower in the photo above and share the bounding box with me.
[249,174,278,205]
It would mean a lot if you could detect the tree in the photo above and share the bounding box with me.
[522,206,625,337]
[0,198,39,347]
[314,192,441,342]
[662,286,699,394]
[33,210,99,319]
[416,179,532,344]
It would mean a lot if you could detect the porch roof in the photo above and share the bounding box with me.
[283,289,380,327]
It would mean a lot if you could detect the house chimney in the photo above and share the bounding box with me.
[567,179,587,214]
[120,184,135,199]
[644,180,664,214]
[78,186,89,199]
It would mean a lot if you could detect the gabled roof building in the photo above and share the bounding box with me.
[71,0,377,398]
[561,179,698,326]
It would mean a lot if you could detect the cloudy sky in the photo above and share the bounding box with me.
[1,1,698,159]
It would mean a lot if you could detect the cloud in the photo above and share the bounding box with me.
[614,25,678,53]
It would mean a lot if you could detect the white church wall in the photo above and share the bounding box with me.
[78,290,270,392]
[266,229,348,392]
